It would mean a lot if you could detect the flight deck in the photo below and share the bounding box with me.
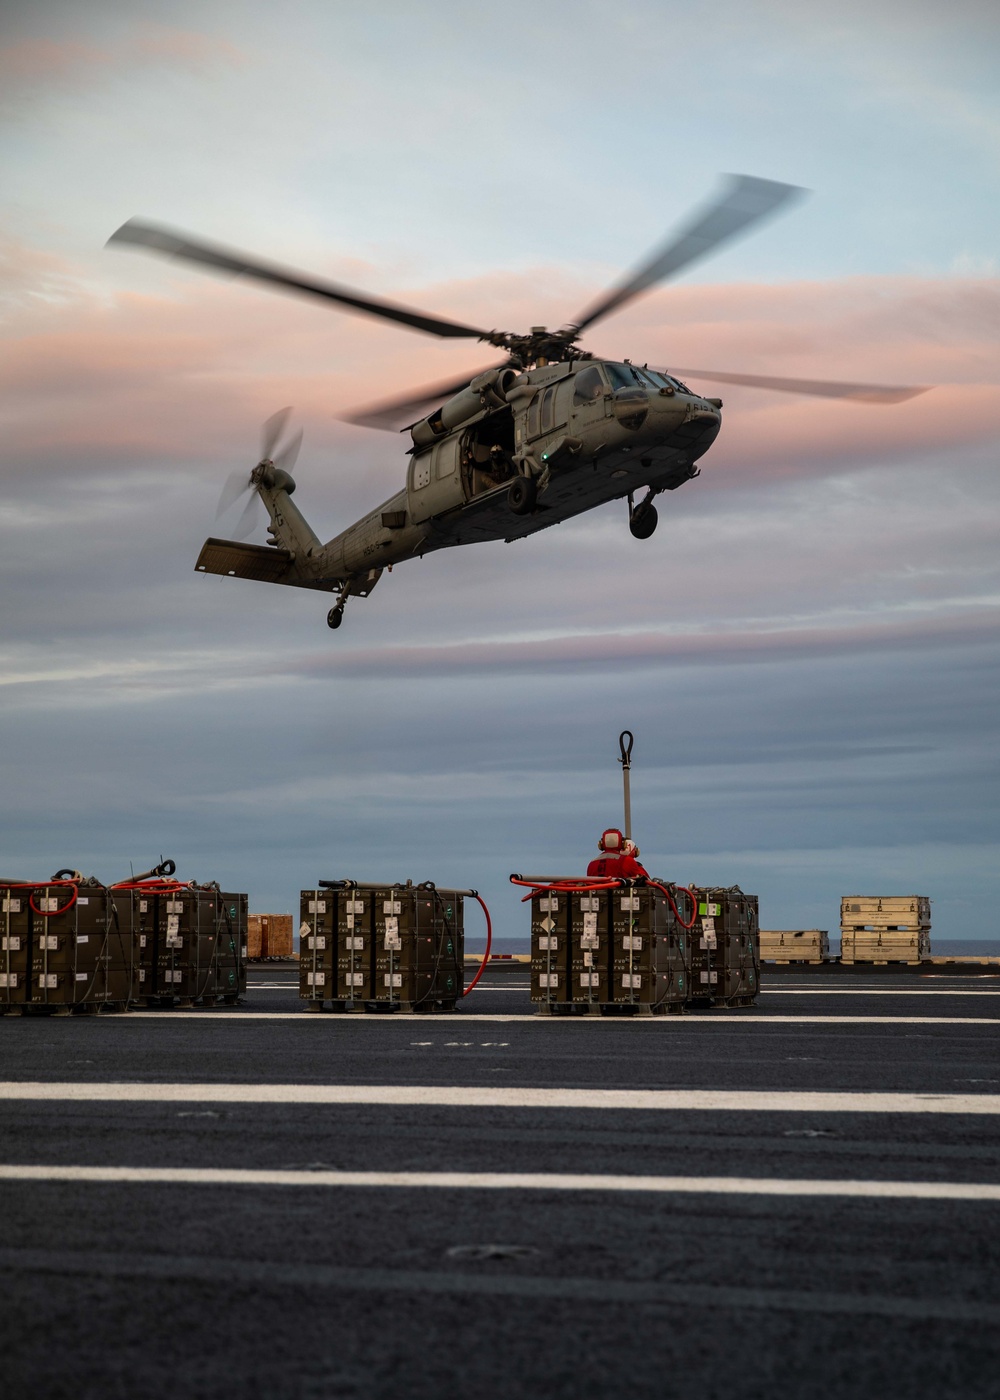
[1,960,998,1398]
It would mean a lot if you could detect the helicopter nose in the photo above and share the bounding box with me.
[668,405,722,455]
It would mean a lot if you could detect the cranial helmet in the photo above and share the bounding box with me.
[598,828,624,853]
[623,839,640,858]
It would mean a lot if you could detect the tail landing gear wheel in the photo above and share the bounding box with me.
[327,606,344,629]
[507,474,537,516]
[629,503,658,539]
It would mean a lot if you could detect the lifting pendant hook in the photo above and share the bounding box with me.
[618,730,634,840]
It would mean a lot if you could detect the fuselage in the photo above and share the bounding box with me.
[314,360,722,584]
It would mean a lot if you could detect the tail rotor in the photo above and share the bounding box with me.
[214,407,302,541]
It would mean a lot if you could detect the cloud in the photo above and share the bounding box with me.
[279,606,1000,681]
[3,239,998,487]
[0,27,245,94]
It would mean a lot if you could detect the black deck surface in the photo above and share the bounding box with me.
[2,962,999,1399]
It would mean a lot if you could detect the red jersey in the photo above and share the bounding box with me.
[586,852,648,879]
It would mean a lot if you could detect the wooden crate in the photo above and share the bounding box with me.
[841,896,930,924]
[841,929,931,964]
[247,913,294,959]
[760,929,829,963]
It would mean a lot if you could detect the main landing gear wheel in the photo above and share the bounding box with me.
[507,474,537,516]
[327,605,344,629]
[629,503,658,539]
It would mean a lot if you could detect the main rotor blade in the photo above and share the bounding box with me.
[342,364,507,432]
[570,175,805,335]
[107,220,492,341]
[215,470,251,520]
[261,406,293,460]
[665,367,931,404]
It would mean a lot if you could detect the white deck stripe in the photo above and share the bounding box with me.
[2,1163,998,1200]
[247,987,1000,997]
[2,1083,999,1113]
[121,1011,1000,1025]
[764,989,1000,997]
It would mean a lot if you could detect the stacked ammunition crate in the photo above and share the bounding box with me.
[300,882,465,1012]
[299,885,367,1006]
[126,885,247,1006]
[529,887,571,1007]
[0,879,136,1014]
[689,887,759,1005]
[530,882,692,1016]
[759,929,829,963]
[840,896,930,964]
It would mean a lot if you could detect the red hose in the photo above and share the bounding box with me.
[509,876,624,903]
[648,880,699,929]
[508,874,699,929]
[462,892,493,996]
[0,880,81,919]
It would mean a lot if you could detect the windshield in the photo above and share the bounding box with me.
[642,368,692,393]
[604,362,643,391]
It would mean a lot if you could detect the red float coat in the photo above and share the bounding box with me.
[586,852,649,879]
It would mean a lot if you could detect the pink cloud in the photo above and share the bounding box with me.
[0,27,244,92]
[276,606,1000,680]
[2,241,997,480]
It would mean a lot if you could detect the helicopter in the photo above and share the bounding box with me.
[108,175,927,630]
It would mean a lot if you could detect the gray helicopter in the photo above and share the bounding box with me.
[108,176,926,629]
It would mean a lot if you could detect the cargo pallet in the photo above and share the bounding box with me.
[840,895,930,967]
[135,993,243,1009]
[300,881,474,1015]
[2,870,247,1017]
[515,875,760,1016]
[0,1000,131,1017]
[303,997,459,1014]
[535,1000,687,1017]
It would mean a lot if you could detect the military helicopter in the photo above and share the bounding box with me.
[108,175,927,629]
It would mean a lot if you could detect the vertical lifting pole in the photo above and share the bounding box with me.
[618,730,634,840]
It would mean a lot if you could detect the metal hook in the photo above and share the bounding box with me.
[618,730,634,769]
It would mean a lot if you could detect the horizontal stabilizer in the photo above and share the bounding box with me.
[194,538,341,593]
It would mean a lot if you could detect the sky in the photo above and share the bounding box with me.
[1,0,998,943]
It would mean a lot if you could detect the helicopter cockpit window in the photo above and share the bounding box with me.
[644,368,690,393]
[604,362,644,392]
[572,365,607,404]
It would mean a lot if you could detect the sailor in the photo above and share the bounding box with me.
[587,829,649,879]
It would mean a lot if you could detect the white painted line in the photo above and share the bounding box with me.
[764,990,1000,997]
[2,1163,999,1201]
[122,1012,1000,1025]
[243,986,998,997]
[2,1083,999,1113]
[249,983,1000,996]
